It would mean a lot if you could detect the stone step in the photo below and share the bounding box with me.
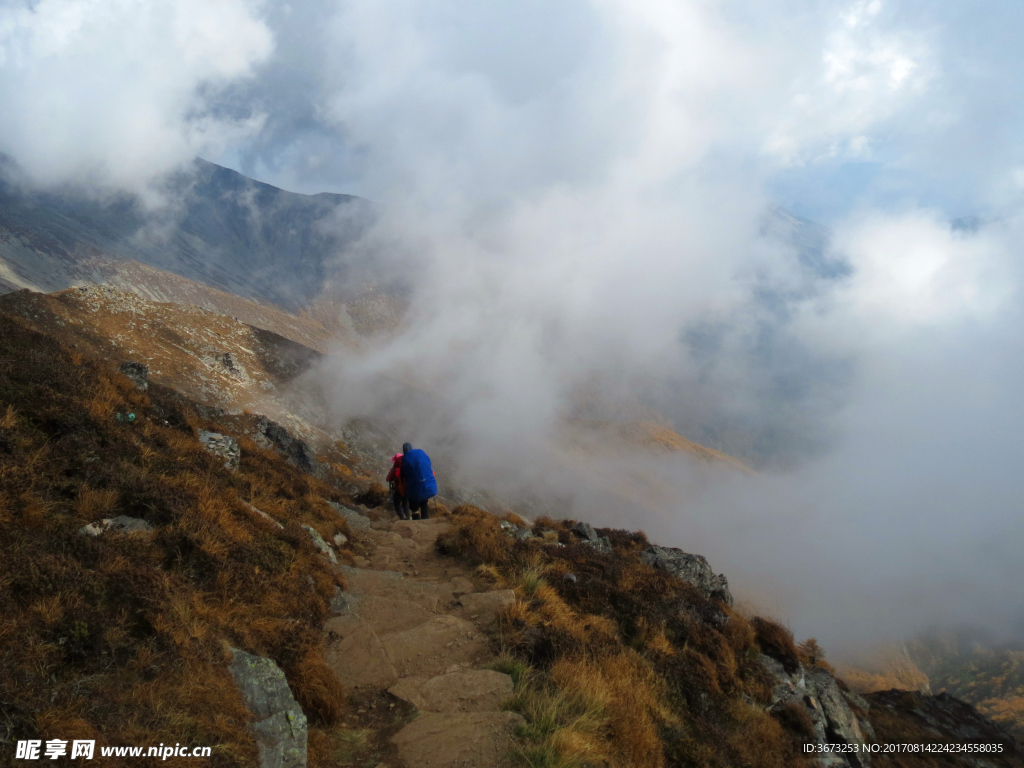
[391,711,524,768]
[388,668,514,713]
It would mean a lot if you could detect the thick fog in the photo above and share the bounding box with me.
[2,0,1023,656]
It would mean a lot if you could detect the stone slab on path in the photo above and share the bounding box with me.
[340,567,454,612]
[458,589,516,623]
[392,519,452,546]
[392,711,524,768]
[447,576,474,595]
[383,615,488,679]
[324,618,398,689]
[343,595,436,635]
[325,611,486,688]
[389,669,514,713]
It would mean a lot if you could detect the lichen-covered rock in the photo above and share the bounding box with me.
[641,545,732,605]
[228,649,308,768]
[198,430,240,471]
[78,515,153,536]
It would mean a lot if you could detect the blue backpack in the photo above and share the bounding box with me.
[401,449,438,503]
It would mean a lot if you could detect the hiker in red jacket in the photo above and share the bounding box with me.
[386,452,410,520]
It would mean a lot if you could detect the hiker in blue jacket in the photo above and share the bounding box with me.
[399,442,438,520]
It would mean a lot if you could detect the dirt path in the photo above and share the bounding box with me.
[324,508,521,768]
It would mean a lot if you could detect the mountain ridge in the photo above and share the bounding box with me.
[0,156,375,311]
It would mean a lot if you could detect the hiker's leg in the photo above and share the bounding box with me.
[421,499,430,520]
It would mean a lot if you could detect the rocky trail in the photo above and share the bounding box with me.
[323,506,523,768]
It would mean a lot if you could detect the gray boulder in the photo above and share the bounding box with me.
[303,526,337,564]
[572,521,613,552]
[198,430,240,471]
[78,515,153,537]
[572,521,599,542]
[327,501,371,531]
[641,545,732,605]
[228,649,308,768]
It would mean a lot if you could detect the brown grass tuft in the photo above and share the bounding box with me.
[287,650,347,725]
[435,504,513,566]
[752,617,800,674]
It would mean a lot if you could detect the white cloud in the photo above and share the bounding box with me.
[0,0,273,192]
[835,211,1015,325]
[765,0,933,167]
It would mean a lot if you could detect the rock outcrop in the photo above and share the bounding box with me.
[760,654,872,768]
[227,649,308,768]
[198,430,240,471]
[571,520,612,553]
[302,525,337,564]
[255,416,324,478]
[641,545,732,605]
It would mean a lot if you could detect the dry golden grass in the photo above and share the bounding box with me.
[1,403,19,430]
[438,503,811,768]
[834,646,931,695]
[0,314,358,766]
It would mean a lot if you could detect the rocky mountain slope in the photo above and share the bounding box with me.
[1,294,1021,768]
[0,285,335,447]
[0,156,375,311]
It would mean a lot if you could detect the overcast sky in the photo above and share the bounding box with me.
[2,0,1022,654]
